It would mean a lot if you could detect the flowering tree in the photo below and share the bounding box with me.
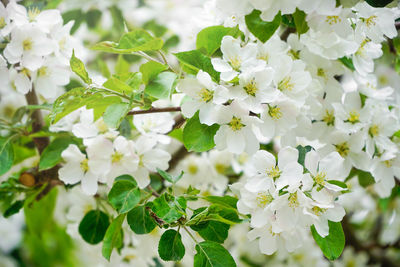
[1,0,400,266]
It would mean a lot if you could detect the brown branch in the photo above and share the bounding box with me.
[396,21,400,30]
[128,107,181,116]
[25,88,49,155]
[280,27,296,42]
[167,145,189,172]
[1,0,9,6]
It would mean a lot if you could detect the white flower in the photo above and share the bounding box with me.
[59,144,102,195]
[305,150,347,192]
[50,21,75,65]
[256,35,288,64]
[4,24,53,71]
[352,39,382,76]
[371,153,400,198]
[178,70,228,125]
[211,36,262,82]
[72,108,118,140]
[354,2,398,43]
[214,101,261,154]
[131,136,171,189]
[33,57,70,99]
[259,97,299,140]
[248,0,300,21]
[133,112,174,144]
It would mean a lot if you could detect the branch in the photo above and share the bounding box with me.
[280,27,296,42]
[25,88,49,155]
[128,107,181,116]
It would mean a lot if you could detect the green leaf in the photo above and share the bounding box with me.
[85,9,102,29]
[296,145,313,168]
[245,10,281,43]
[102,214,125,261]
[338,57,355,71]
[311,221,345,261]
[292,9,309,35]
[183,112,220,152]
[327,180,348,189]
[4,199,24,218]
[78,210,110,244]
[174,50,220,82]
[127,205,156,234]
[70,50,92,84]
[190,208,229,243]
[140,61,168,85]
[203,196,238,209]
[194,241,236,267]
[151,193,186,224]
[145,72,177,99]
[158,229,185,261]
[39,137,77,171]
[196,26,241,56]
[0,137,14,175]
[157,168,184,184]
[103,103,131,129]
[92,29,164,54]
[108,180,141,214]
[365,0,394,7]
[357,170,375,188]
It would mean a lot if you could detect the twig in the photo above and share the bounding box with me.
[128,107,181,115]
[167,145,189,172]
[280,27,296,42]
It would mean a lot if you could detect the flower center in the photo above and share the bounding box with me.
[314,172,326,186]
[288,49,300,60]
[96,119,109,133]
[322,109,335,126]
[28,7,40,21]
[268,105,282,120]
[326,15,341,25]
[278,76,294,91]
[335,142,350,157]
[347,110,360,124]
[312,206,326,216]
[23,39,33,51]
[244,79,258,96]
[384,160,393,168]
[229,56,241,71]
[317,68,326,79]
[228,116,245,131]
[111,151,123,163]
[363,15,377,27]
[266,166,281,179]
[198,88,213,103]
[288,192,299,208]
[80,158,89,172]
[215,163,227,174]
[369,124,379,137]
[188,164,198,174]
[0,17,6,29]
[37,66,48,77]
[256,192,274,208]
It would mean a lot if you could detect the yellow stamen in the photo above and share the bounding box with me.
[111,151,123,163]
[326,15,341,25]
[268,105,282,120]
[369,124,379,137]
[267,166,281,179]
[23,39,32,51]
[322,109,335,126]
[256,192,274,208]
[244,79,258,96]
[335,142,350,157]
[80,158,89,172]
[229,116,245,131]
[198,88,213,103]
[347,110,360,124]
[278,76,294,91]
[288,192,299,208]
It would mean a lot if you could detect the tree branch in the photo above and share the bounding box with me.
[128,107,181,116]
[25,88,49,155]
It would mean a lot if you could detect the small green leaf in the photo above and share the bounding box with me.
[86,9,102,29]
[39,137,77,171]
[327,180,348,189]
[194,241,236,267]
[4,199,25,218]
[103,73,141,96]
[190,208,229,243]
[102,214,125,261]
[108,180,141,214]
[78,210,110,244]
[174,50,220,82]
[158,229,185,261]
[357,170,376,188]
[103,103,131,129]
[145,72,177,99]
[311,221,345,261]
[70,50,92,84]
[0,137,14,175]
[127,205,156,234]
[245,10,281,43]
[292,9,309,35]
[157,168,184,184]
[151,193,185,224]
[140,61,168,85]
[338,57,355,71]
[92,29,164,54]
[196,26,241,56]
[296,145,313,168]
[183,112,220,152]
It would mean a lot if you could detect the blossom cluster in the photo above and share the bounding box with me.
[57,107,172,195]
[0,0,77,102]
